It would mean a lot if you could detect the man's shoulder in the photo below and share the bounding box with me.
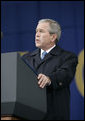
[62,48,77,58]
[30,48,39,56]
[54,45,77,58]
[59,46,78,61]
[22,48,39,59]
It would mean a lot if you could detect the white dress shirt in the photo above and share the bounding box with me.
[40,44,56,59]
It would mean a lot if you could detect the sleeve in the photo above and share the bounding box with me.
[47,53,78,90]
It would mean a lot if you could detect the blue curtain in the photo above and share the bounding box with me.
[1,1,84,120]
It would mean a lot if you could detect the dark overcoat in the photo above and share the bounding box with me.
[22,45,78,120]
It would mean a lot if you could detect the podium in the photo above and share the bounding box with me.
[1,52,47,120]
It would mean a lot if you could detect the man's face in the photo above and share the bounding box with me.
[35,22,55,50]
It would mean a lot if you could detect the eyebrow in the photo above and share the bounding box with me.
[36,28,45,32]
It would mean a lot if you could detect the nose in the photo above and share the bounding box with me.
[36,31,40,37]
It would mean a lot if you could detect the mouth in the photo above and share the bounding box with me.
[35,39,40,43]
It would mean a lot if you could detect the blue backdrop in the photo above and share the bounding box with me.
[1,1,84,120]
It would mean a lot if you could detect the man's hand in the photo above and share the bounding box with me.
[38,73,51,88]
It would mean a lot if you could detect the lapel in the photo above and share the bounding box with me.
[30,45,63,69]
[30,48,41,66]
[43,45,62,62]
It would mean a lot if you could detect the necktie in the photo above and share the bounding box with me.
[41,51,47,59]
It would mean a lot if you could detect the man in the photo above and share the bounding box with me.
[22,19,78,120]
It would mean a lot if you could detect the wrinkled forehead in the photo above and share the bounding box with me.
[36,22,50,30]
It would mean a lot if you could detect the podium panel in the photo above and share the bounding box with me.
[1,52,47,120]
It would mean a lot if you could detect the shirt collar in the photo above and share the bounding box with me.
[41,45,56,57]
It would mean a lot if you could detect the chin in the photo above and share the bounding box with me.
[35,44,41,48]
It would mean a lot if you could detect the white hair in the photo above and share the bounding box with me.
[38,19,61,43]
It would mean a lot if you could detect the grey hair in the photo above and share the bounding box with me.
[38,19,61,43]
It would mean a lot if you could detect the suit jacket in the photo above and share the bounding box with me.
[22,45,78,120]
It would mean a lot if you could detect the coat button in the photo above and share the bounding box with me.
[59,82,62,86]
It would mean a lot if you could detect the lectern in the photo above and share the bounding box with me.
[1,52,47,120]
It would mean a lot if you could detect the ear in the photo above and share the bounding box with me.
[51,34,57,42]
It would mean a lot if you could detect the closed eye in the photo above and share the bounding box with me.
[36,29,45,33]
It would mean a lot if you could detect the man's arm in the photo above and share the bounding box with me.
[47,53,78,89]
[38,53,78,89]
